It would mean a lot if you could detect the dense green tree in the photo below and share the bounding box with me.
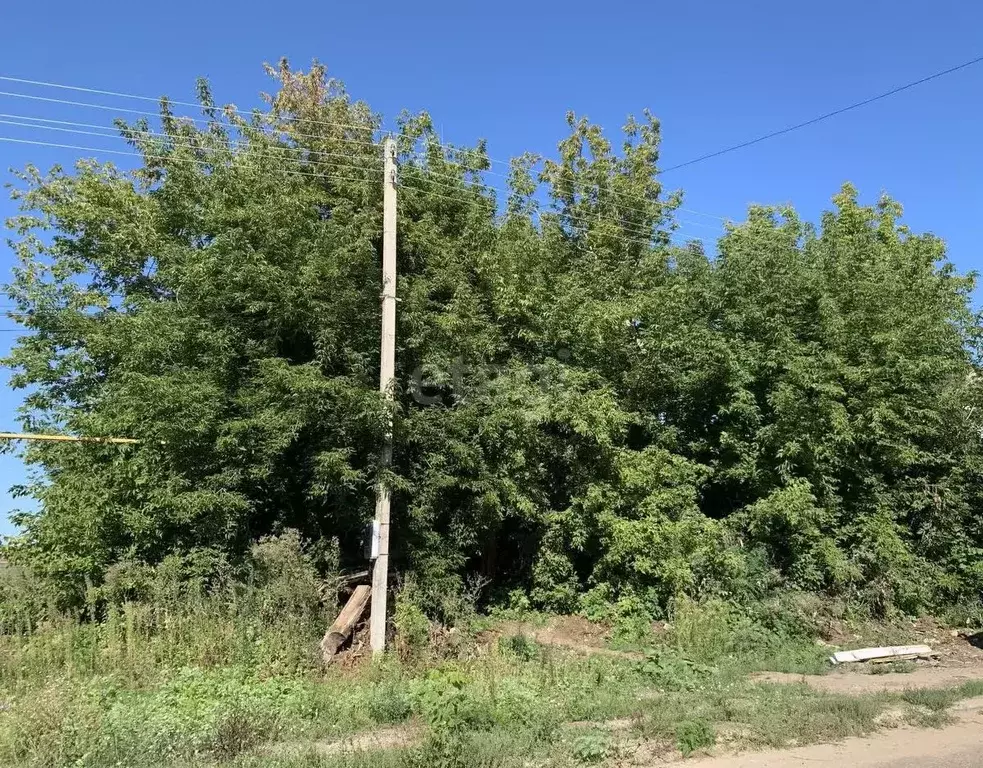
[4,61,982,616]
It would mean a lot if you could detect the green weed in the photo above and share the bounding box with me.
[366,681,414,725]
[497,633,539,661]
[900,681,983,712]
[637,648,716,691]
[676,719,714,757]
[570,730,612,764]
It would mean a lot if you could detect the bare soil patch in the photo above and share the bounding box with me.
[482,615,644,659]
[268,724,421,758]
[751,665,983,694]
[753,626,983,695]
[684,708,983,767]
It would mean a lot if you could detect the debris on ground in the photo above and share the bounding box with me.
[829,645,937,665]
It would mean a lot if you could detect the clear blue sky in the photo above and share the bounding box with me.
[0,0,980,534]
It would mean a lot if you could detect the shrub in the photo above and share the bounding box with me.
[411,668,495,734]
[669,597,740,662]
[676,719,714,757]
[571,730,612,764]
[366,681,414,724]
[498,633,539,662]
[248,530,331,624]
[637,649,716,692]
[395,588,433,660]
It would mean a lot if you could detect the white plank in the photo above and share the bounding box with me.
[829,645,935,665]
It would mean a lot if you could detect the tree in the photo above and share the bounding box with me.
[5,61,982,616]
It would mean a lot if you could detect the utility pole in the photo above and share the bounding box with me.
[370,136,398,654]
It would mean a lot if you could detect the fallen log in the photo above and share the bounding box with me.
[829,645,937,665]
[320,584,371,663]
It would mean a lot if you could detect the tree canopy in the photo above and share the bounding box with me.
[5,61,983,617]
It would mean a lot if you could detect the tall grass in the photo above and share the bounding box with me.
[0,550,978,768]
[0,532,334,689]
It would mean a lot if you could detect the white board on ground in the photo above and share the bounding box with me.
[829,645,935,665]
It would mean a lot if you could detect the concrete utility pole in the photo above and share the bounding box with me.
[369,136,398,654]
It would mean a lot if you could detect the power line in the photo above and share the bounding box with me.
[400,157,726,225]
[0,78,731,220]
[0,90,223,123]
[2,127,716,249]
[394,151,721,240]
[662,53,983,173]
[0,90,383,146]
[0,75,519,168]
[0,75,225,108]
[0,85,518,177]
[0,91,508,175]
[2,124,716,244]
[418,174,716,240]
[0,136,383,185]
[0,76,647,182]
[0,134,710,250]
[399,173,712,244]
[411,144,728,221]
[398,174,713,248]
[0,111,383,151]
[0,74,385,137]
[0,118,384,171]
[0,104,727,225]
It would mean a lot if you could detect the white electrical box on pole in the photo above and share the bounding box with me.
[369,136,398,654]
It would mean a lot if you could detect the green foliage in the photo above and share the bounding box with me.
[670,598,745,663]
[637,649,716,692]
[365,681,413,725]
[394,588,432,660]
[0,668,329,766]
[3,60,983,621]
[3,590,983,768]
[0,531,331,686]
[410,668,494,733]
[900,681,983,712]
[737,481,844,591]
[675,719,714,757]
[497,633,539,661]
[570,730,612,764]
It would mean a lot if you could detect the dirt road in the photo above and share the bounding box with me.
[688,699,983,767]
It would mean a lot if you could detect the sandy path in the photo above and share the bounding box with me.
[687,700,983,767]
[751,665,983,694]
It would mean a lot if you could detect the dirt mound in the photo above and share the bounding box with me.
[483,615,643,659]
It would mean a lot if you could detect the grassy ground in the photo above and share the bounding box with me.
[2,592,982,768]
[1,540,981,768]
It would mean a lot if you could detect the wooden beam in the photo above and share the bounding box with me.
[321,584,371,663]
